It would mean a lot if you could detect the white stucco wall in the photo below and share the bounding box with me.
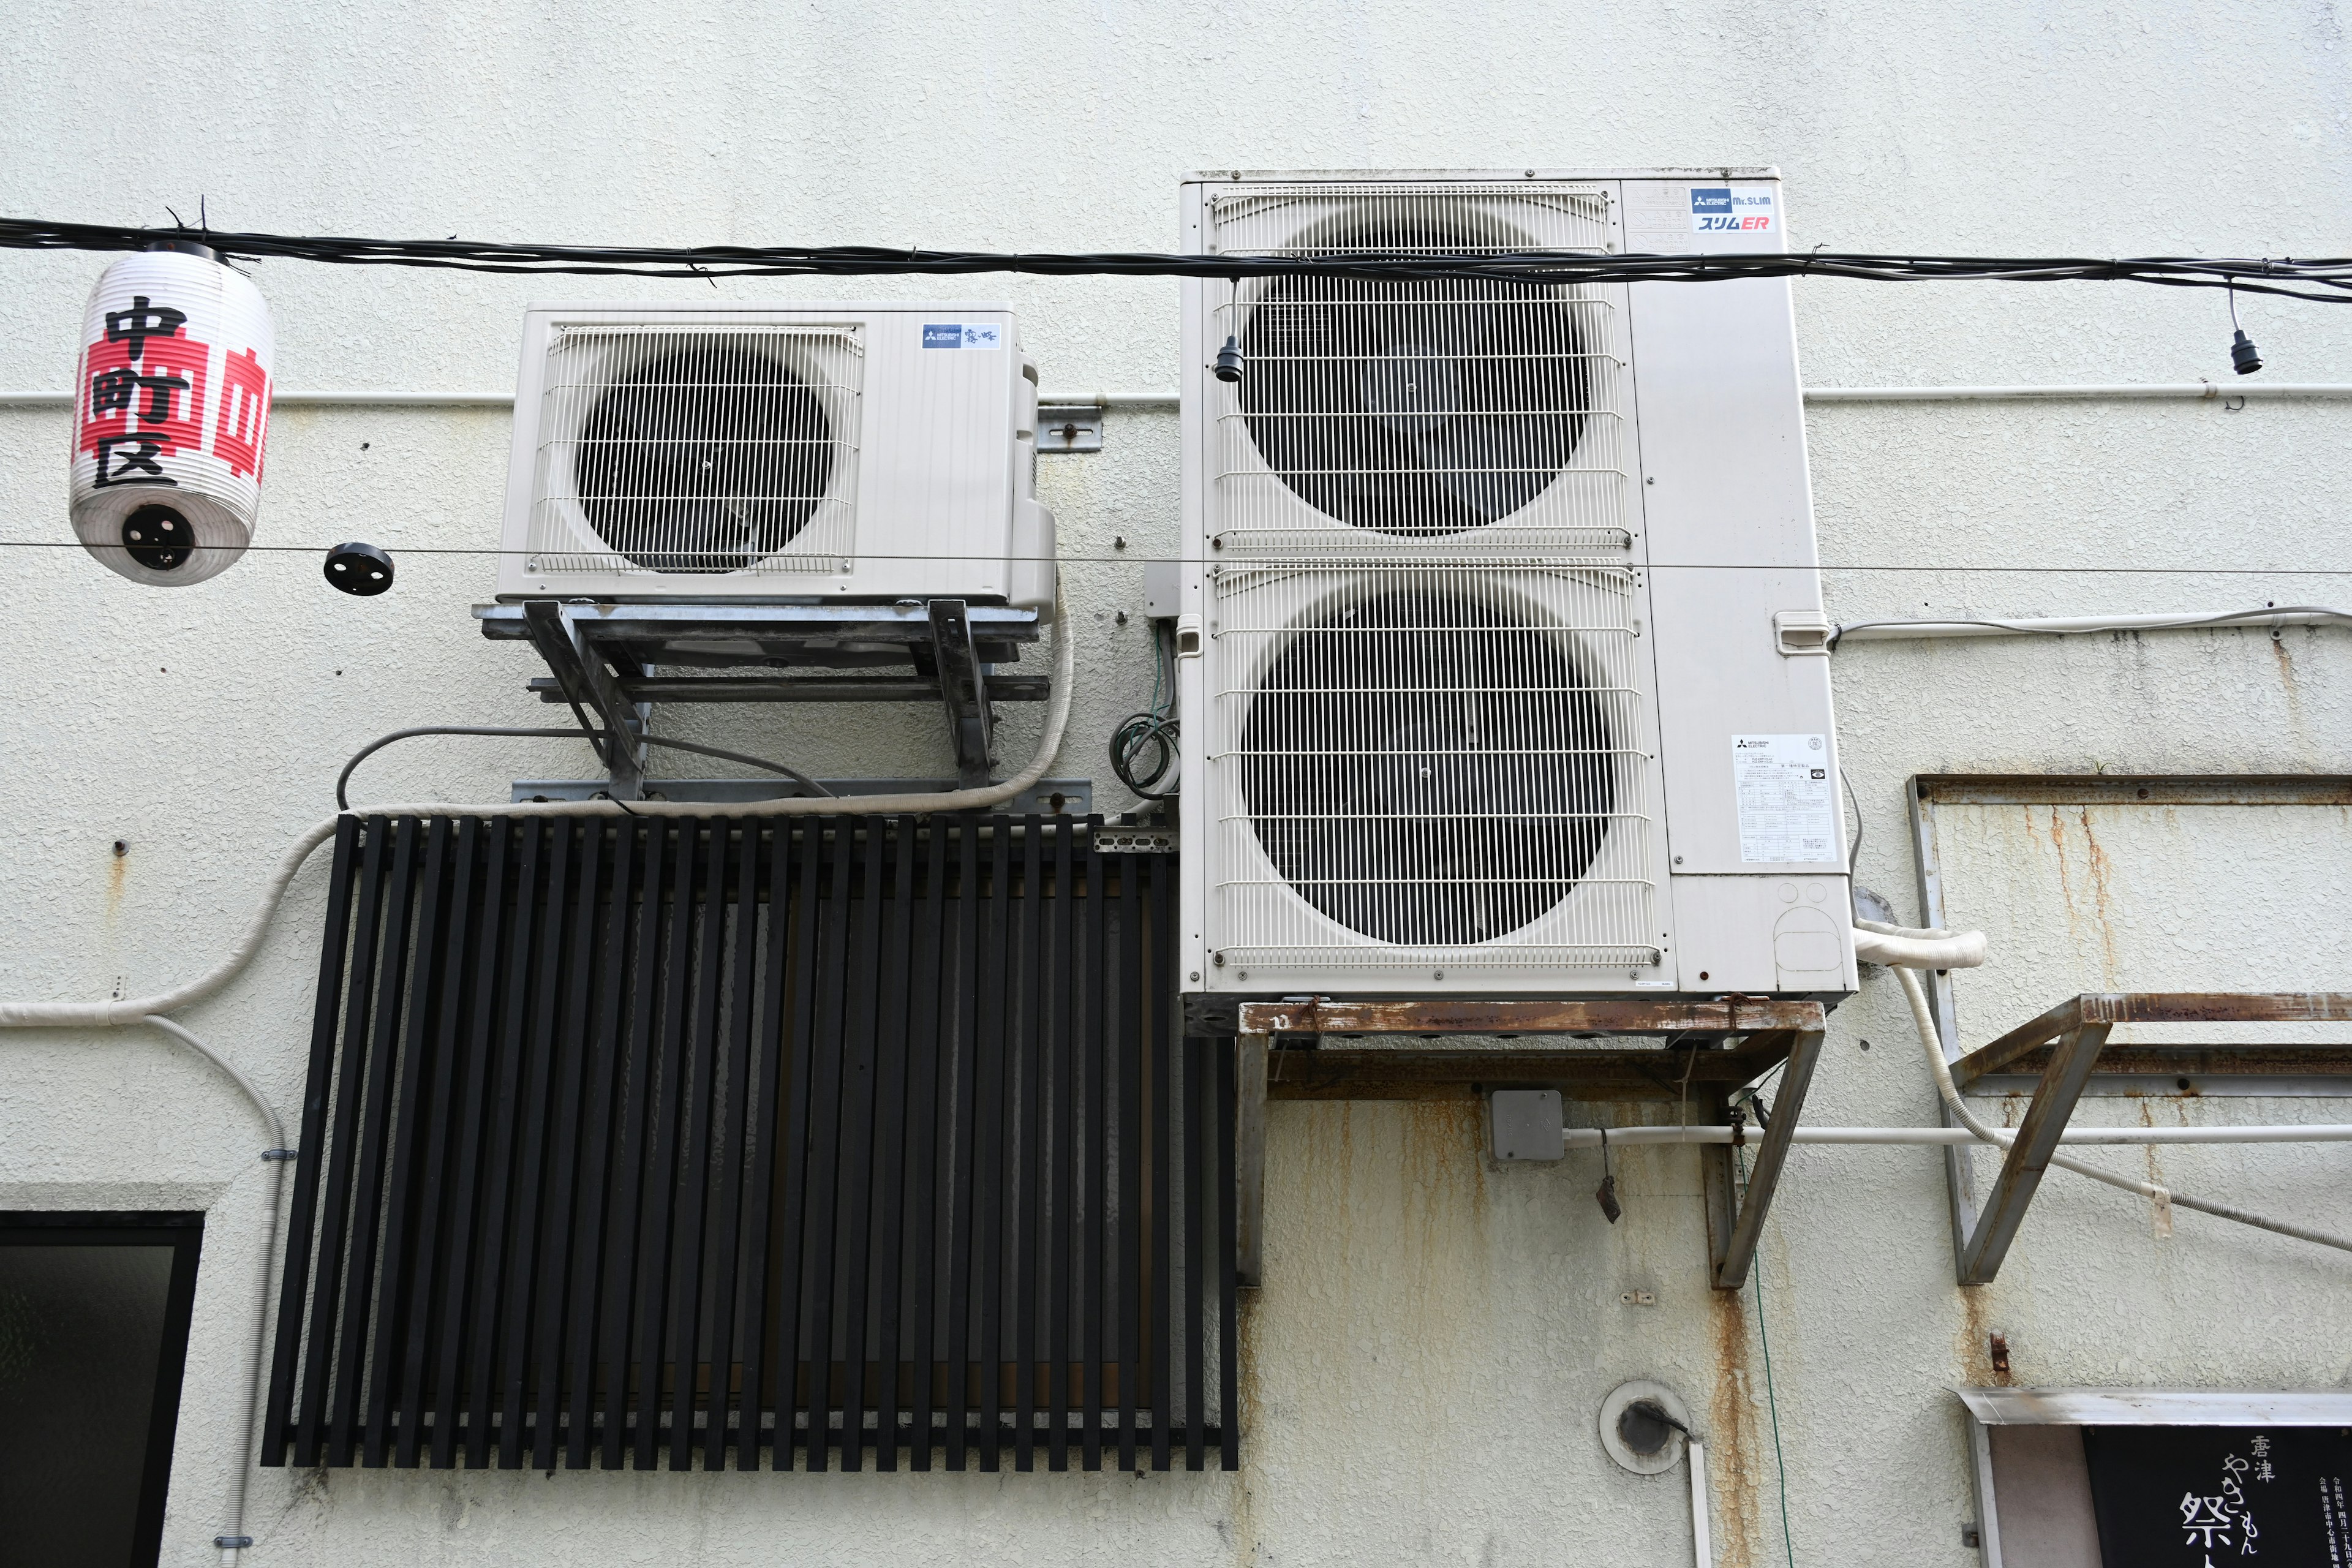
[4,3,2352,1564]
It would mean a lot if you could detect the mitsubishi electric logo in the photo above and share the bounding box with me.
[922,322,1002,349]
[1690,187,1776,233]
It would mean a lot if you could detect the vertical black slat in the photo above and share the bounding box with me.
[766,818,826,1470]
[797,820,858,1471]
[943,814,985,1472]
[393,820,483,1469]
[833,820,888,1473]
[1014,814,1046,1471]
[1184,1037,1209,1471]
[496,820,578,1469]
[972,815,1014,1471]
[597,821,668,1470]
[362,818,456,1466]
[900,817,949,1472]
[1048,820,1077,1471]
[466,818,548,1468]
[263,815,362,1468]
[734,823,796,1472]
[1150,870,1175,1472]
[566,818,639,1469]
[631,820,702,1469]
[703,823,764,1471]
[328,816,425,1468]
[292,816,391,1467]
[1080,818,1108,1472]
[530,820,606,1469]
[429,821,514,1470]
[867,819,919,1471]
[1115,845,1144,1472]
[1217,1037,1240,1472]
[664,822,731,1471]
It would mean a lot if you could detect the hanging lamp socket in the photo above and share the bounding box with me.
[2231,328,2263,376]
[324,540,395,596]
[1213,334,1245,383]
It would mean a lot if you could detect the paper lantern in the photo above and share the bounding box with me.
[70,243,274,586]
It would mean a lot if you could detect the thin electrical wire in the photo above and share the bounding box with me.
[6,217,2352,301]
[1736,1144,1800,1568]
[335,723,831,810]
[2,538,2351,576]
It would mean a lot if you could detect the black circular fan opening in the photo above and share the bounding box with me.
[1240,589,1616,948]
[1238,218,1592,537]
[576,345,832,572]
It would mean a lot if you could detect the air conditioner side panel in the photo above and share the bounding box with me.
[1627,272,1845,880]
[851,311,1019,603]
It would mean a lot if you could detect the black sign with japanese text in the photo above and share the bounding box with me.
[2085,1425,2352,1563]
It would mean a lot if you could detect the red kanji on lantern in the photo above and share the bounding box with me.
[80,302,209,487]
[213,346,270,480]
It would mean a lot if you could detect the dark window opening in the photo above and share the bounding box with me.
[0,1212,205,1567]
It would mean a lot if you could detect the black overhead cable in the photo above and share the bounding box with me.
[2,216,2349,303]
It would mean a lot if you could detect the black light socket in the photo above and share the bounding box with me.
[2231,328,2263,375]
[1213,334,1245,383]
[121,503,194,571]
[325,540,395,596]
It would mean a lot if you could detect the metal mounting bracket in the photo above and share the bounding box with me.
[1036,404,1104,453]
[481,598,1046,799]
[1229,996,1826,1292]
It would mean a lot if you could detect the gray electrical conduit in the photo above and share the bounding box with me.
[145,1016,287,1567]
[0,589,1071,1031]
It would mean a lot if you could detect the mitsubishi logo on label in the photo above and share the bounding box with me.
[1690,187,1777,233]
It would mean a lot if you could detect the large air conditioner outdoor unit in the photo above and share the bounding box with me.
[1176,169,1855,1000]
[496,303,1053,606]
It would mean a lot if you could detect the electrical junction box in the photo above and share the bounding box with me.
[1174,169,1855,1002]
[1490,1089,1566,1163]
[1144,557,1183,619]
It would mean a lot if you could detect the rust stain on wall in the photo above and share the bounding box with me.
[1707,1287,1764,1568]
[1957,1286,2010,1387]
[1232,1290,1262,1568]
[2041,807,2084,948]
[2074,808,2124,982]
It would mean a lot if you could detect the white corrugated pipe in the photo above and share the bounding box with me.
[0,585,1072,1031]
[1864,925,2352,1257]
[143,1016,288,1568]
[1834,606,2352,646]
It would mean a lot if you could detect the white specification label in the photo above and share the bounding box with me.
[1732,734,1839,864]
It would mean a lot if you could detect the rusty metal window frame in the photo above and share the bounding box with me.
[1907,774,2352,1281]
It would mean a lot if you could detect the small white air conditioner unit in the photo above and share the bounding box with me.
[1177,170,1855,1000]
[497,303,1053,606]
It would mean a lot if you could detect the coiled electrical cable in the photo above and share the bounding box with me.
[1107,622,1179,800]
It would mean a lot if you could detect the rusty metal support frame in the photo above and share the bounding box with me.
[1231,997,1828,1291]
[1907,773,2352,1285]
[484,600,1047,800]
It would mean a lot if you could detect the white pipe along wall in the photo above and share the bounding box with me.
[7,9,2352,1568]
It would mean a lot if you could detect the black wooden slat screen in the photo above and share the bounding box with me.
[263,813,1235,1472]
